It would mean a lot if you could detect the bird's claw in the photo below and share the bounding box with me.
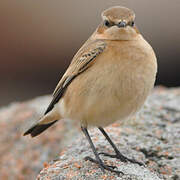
[84,156,123,175]
[98,152,145,166]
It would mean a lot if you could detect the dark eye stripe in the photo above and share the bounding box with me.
[104,20,112,27]
[129,21,135,27]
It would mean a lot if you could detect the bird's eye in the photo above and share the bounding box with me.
[104,20,111,27]
[129,21,135,27]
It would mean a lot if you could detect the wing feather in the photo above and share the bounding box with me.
[44,40,106,115]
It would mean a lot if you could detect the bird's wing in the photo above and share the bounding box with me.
[44,40,106,115]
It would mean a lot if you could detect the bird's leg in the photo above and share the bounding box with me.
[81,127,123,174]
[98,127,144,166]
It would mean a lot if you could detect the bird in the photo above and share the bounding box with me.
[24,6,157,174]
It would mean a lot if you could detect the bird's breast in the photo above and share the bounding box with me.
[62,36,157,127]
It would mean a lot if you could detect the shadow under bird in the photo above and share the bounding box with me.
[24,6,157,174]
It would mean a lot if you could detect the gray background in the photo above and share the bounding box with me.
[0,0,180,106]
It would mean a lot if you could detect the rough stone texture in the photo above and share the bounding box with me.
[36,87,180,180]
[0,87,180,180]
[0,96,76,180]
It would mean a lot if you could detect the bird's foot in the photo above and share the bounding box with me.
[84,156,123,175]
[98,152,144,166]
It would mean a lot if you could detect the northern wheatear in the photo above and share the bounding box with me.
[24,6,157,174]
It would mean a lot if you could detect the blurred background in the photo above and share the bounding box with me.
[0,0,180,107]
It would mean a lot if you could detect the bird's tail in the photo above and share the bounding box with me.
[23,110,60,137]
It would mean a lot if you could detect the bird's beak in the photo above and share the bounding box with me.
[117,21,126,28]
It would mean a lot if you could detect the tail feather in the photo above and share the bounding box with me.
[23,120,58,137]
[24,105,60,137]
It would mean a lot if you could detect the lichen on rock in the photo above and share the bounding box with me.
[0,87,179,179]
[37,87,180,180]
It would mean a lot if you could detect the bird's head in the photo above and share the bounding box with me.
[93,6,139,41]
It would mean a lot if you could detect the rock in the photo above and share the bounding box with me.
[36,87,180,180]
[0,96,77,179]
[0,87,180,179]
